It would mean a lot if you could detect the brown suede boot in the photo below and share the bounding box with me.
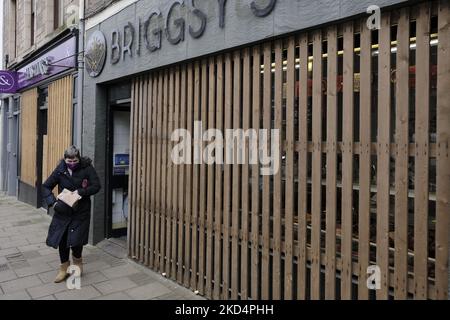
[73,257,83,275]
[54,261,70,283]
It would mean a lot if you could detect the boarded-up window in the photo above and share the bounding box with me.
[42,76,74,186]
[20,88,38,187]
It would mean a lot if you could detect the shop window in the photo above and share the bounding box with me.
[31,0,35,46]
[54,0,64,30]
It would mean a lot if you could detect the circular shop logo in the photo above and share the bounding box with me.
[85,30,107,78]
[0,72,16,92]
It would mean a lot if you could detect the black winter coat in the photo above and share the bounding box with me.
[42,157,101,249]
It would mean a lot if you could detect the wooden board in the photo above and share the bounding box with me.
[222,53,233,299]
[198,59,208,296]
[311,30,323,300]
[213,55,224,300]
[138,75,146,263]
[325,26,338,300]
[150,74,159,268]
[44,76,73,189]
[144,75,153,267]
[273,39,283,300]
[160,71,168,272]
[376,13,392,300]
[261,42,272,300]
[172,66,180,280]
[297,33,309,300]
[206,57,216,298]
[155,72,163,271]
[341,22,354,300]
[20,88,38,187]
[284,36,296,300]
[129,78,138,259]
[231,51,241,300]
[414,3,431,300]
[251,45,261,300]
[191,61,201,290]
[167,69,175,278]
[394,8,410,300]
[241,48,251,300]
[177,65,186,283]
[435,0,450,300]
[184,64,194,287]
[358,19,372,301]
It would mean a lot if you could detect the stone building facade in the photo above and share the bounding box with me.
[3,0,79,68]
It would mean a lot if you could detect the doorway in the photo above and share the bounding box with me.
[7,98,20,197]
[106,103,131,239]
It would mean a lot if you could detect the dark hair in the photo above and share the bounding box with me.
[64,146,81,159]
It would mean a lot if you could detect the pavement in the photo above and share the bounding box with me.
[0,193,204,300]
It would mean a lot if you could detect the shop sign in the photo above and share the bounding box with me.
[86,0,277,77]
[17,37,77,90]
[0,71,18,94]
[85,31,107,78]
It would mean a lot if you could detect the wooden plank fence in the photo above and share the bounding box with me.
[128,0,449,300]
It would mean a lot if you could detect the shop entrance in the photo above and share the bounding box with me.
[106,102,131,239]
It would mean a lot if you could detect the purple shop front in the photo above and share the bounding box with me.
[17,37,77,90]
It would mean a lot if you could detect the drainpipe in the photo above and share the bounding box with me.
[76,0,85,153]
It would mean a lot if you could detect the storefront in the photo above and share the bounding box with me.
[7,32,78,208]
[0,93,20,196]
[83,0,450,300]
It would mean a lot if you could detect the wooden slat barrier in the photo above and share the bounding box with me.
[43,76,74,193]
[128,0,449,300]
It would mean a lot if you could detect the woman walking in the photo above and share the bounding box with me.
[42,146,101,283]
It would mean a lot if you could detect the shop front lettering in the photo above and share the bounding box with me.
[109,0,277,65]
[25,57,52,80]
